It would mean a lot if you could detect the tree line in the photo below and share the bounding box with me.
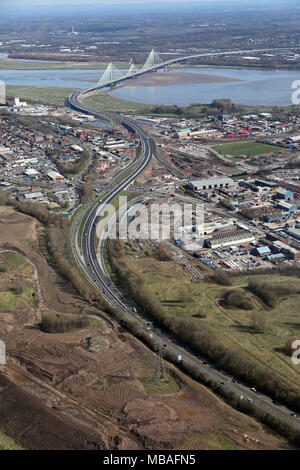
[41,311,89,333]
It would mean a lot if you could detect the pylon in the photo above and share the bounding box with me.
[155,340,167,385]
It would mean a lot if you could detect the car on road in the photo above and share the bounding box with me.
[251,387,257,392]
[247,397,253,403]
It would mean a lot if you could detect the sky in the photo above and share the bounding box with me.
[1,0,287,17]
[1,0,255,6]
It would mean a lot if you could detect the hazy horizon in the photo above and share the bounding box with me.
[1,0,292,20]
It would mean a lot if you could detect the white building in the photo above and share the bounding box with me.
[14,98,27,108]
[187,177,234,192]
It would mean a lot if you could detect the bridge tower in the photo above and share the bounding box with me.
[142,49,163,71]
[97,63,122,86]
[127,63,137,76]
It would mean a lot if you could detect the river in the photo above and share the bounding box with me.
[0,65,300,106]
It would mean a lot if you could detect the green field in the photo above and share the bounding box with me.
[89,317,103,329]
[0,430,22,450]
[5,85,153,113]
[124,253,300,388]
[83,90,152,113]
[0,252,33,274]
[0,286,37,311]
[0,58,128,70]
[0,252,37,311]
[180,432,244,450]
[6,85,78,106]
[212,140,283,157]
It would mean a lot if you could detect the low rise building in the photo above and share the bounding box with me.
[206,228,254,249]
[47,170,64,181]
[273,188,293,200]
[253,245,271,256]
[187,177,234,192]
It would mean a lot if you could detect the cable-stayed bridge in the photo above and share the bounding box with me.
[97,49,164,86]
[75,47,288,98]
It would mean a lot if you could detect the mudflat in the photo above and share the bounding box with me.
[124,71,243,88]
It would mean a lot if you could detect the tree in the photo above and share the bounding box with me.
[12,282,25,295]
[284,337,297,357]
[212,271,232,286]
[179,286,190,303]
[251,311,268,333]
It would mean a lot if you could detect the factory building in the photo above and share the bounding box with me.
[24,168,39,177]
[273,189,294,201]
[47,170,64,181]
[262,211,286,223]
[186,177,234,192]
[267,253,285,262]
[272,240,300,260]
[255,179,278,188]
[253,246,271,257]
[206,228,254,249]
[277,201,297,212]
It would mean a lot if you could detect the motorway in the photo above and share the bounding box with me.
[68,48,300,436]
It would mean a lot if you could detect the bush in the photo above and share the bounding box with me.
[222,289,254,310]
[247,280,298,308]
[41,311,89,333]
[251,311,269,333]
[212,271,232,286]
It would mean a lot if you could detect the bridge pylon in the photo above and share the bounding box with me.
[127,63,138,76]
[97,63,123,86]
[142,49,163,71]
